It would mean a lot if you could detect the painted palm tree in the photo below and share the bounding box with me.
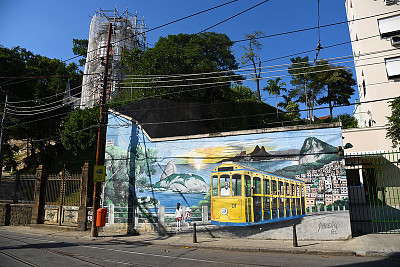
[263,78,287,117]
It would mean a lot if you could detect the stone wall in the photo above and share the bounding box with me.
[0,203,32,226]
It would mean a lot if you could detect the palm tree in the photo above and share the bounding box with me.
[263,78,287,117]
[278,95,300,120]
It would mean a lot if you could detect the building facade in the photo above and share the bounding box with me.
[343,0,400,152]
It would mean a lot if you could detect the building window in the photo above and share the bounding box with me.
[378,15,400,38]
[385,56,400,79]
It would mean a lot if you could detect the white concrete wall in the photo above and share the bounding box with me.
[345,0,400,150]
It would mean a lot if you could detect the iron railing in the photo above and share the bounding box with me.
[345,150,400,234]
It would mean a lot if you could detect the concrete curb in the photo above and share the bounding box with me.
[137,239,358,257]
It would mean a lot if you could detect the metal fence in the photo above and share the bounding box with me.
[105,204,210,227]
[0,174,36,203]
[345,150,400,235]
[45,172,81,206]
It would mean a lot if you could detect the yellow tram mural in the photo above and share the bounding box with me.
[211,162,306,226]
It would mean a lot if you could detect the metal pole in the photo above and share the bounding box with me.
[0,91,9,187]
[92,22,112,237]
[193,223,197,243]
[59,165,66,226]
[293,224,298,247]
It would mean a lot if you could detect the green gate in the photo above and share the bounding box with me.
[346,151,400,235]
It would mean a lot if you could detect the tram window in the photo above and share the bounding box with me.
[263,197,271,220]
[264,179,270,195]
[271,197,278,219]
[279,181,284,195]
[271,180,277,195]
[286,182,290,196]
[212,176,218,196]
[232,174,242,196]
[245,175,251,197]
[253,177,261,194]
[220,174,231,197]
[291,183,295,196]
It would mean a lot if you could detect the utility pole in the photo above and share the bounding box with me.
[92,22,112,237]
[0,91,9,186]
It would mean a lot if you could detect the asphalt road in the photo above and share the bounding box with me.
[0,230,399,267]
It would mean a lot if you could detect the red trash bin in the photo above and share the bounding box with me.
[96,208,107,227]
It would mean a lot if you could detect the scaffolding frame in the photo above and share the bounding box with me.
[81,7,146,108]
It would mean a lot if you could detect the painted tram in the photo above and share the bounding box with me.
[211,162,306,226]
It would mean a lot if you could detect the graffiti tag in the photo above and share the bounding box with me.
[318,221,340,235]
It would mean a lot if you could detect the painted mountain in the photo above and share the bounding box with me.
[153,173,209,193]
[274,137,341,178]
[221,145,300,162]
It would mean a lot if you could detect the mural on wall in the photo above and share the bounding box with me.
[104,113,348,226]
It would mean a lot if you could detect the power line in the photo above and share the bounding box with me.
[148,0,241,33]
[198,0,270,33]
[123,33,385,81]
[233,9,400,44]
[117,58,392,91]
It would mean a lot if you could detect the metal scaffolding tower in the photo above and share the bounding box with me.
[81,7,146,108]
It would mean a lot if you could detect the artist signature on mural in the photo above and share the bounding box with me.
[318,221,340,235]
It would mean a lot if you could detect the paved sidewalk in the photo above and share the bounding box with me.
[1,225,399,257]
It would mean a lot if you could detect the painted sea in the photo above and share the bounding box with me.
[142,160,294,208]
[137,190,206,208]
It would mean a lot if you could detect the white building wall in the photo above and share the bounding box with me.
[344,0,400,152]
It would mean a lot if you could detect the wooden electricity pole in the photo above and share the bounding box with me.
[92,22,112,237]
[0,91,9,186]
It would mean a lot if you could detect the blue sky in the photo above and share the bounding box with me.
[0,0,356,118]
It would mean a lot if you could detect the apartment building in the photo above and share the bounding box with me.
[343,0,400,152]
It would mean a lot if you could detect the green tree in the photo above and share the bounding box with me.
[0,46,80,168]
[60,107,99,156]
[278,95,300,120]
[72,39,88,67]
[288,56,319,120]
[386,97,400,148]
[120,32,240,103]
[241,31,265,102]
[288,57,355,120]
[263,77,286,117]
[231,84,257,102]
[316,62,356,118]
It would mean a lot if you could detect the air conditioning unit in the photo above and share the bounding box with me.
[385,0,396,5]
[391,36,400,46]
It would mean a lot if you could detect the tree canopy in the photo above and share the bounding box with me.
[0,46,81,170]
[119,32,240,103]
[288,56,356,120]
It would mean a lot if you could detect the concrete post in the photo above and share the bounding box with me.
[134,206,139,226]
[109,204,115,224]
[202,206,209,223]
[181,206,186,227]
[158,206,165,226]
[317,205,320,213]
[324,205,327,212]
[31,165,47,224]
[78,162,92,231]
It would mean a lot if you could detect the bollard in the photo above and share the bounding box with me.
[293,224,298,247]
[193,223,197,243]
